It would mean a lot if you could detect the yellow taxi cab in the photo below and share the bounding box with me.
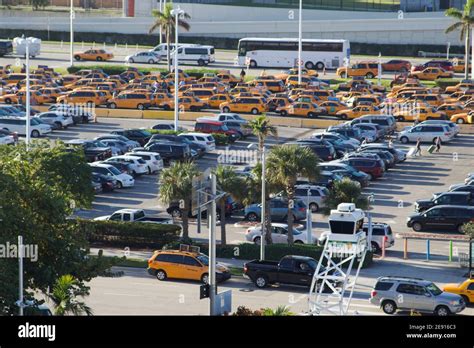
[147,247,230,284]
[216,72,241,85]
[266,96,292,112]
[304,89,335,102]
[294,94,320,105]
[274,68,318,81]
[164,72,194,84]
[319,100,348,116]
[64,78,94,90]
[252,79,285,93]
[451,59,472,73]
[57,89,107,106]
[3,73,27,86]
[285,75,316,88]
[450,110,474,124]
[436,103,465,117]
[120,69,145,81]
[185,88,216,101]
[152,92,173,107]
[38,87,66,103]
[406,93,444,107]
[336,105,379,120]
[394,105,448,122]
[207,93,234,109]
[229,86,251,95]
[445,82,474,93]
[0,90,47,105]
[159,96,207,111]
[336,62,378,79]
[107,92,152,110]
[353,94,383,106]
[220,96,267,114]
[409,67,453,80]
[276,102,325,118]
[73,49,114,62]
[443,278,474,304]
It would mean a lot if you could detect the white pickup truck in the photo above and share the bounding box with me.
[94,209,173,224]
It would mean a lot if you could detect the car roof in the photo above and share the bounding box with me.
[180,132,213,137]
[377,276,431,285]
[155,249,199,257]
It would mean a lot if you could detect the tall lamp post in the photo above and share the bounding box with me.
[25,39,31,148]
[297,0,302,85]
[171,7,184,132]
[70,0,74,67]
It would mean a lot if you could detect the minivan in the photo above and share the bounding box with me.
[407,205,474,233]
[171,45,215,66]
[149,43,195,58]
[350,115,397,135]
[398,124,453,144]
[0,117,51,138]
[178,132,216,152]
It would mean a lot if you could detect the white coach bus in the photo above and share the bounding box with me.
[236,37,350,70]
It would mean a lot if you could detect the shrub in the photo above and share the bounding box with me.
[66,65,221,79]
[211,133,230,146]
[74,219,181,248]
[146,129,184,135]
[435,78,461,89]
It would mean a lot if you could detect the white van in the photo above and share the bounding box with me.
[398,124,454,144]
[89,163,135,188]
[13,37,41,58]
[149,43,195,58]
[0,116,51,137]
[171,45,215,66]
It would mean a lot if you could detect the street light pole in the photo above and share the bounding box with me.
[306,188,312,244]
[209,173,217,315]
[159,0,163,44]
[171,8,183,132]
[18,235,24,316]
[297,0,302,85]
[260,146,266,260]
[25,41,30,148]
[70,0,74,67]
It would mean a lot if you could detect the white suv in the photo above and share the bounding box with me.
[178,132,216,152]
[294,184,328,212]
[398,124,454,144]
[125,151,163,174]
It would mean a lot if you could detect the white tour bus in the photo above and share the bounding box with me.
[237,38,350,70]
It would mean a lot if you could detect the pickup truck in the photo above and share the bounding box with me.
[244,255,339,289]
[94,209,173,224]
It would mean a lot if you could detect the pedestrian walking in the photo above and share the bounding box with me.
[414,137,422,156]
[240,68,246,82]
[435,136,442,152]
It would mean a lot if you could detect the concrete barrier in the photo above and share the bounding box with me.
[143,110,174,120]
[301,118,345,129]
[106,109,143,119]
[178,112,216,121]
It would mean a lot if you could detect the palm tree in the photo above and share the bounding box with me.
[159,161,199,241]
[321,177,370,216]
[245,115,278,245]
[266,145,320,245]
[149,2,191,72]
[445,0,474,79]
[47,275,92,316]
[214,165,245,246]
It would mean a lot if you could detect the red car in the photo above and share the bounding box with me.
[341,157,384,180]
[382,59,412,72]
[194,120,240,142]
[411,60,454,72]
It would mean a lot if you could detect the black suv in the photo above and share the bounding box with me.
[293,141,337,161]
[407,205,474,233]
[142,142,191,163]
[415,192,474,213]
[111,129,151,146]
[147,134,206,157]
[66,139,112,162]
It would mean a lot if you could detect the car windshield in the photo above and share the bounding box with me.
[137,130,151,137]
[426,283,443,296]
[196,254,209,266]
[307,259,317,270]
[109,167,121,176]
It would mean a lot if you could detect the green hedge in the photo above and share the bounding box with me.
[146,129,184,135]
[211,133,230,146]
[164,241,373,268]
[74,219,181,248]
[435,78,462,90]
[66,65,222,79]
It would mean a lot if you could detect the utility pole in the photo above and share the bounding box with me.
[260,146,266,260]
[208,173,217,315]
[70,0,74,67]
[25,42,30,148]
[297,0,302,85]
[18,235,24,316]
[171,8,184,131]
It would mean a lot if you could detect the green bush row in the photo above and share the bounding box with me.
[74,219,181,248]
[164,241,373,268]
[146,129,184,135]
[211,133,230,146]
[66,65,222,79]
